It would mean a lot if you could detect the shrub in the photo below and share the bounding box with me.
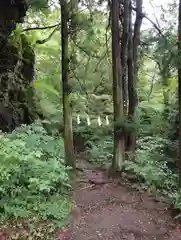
[169,190,181,219]
[124,136,178,190]
[0,120,71,224]
[86,135,113,165]
[123,135,181,219]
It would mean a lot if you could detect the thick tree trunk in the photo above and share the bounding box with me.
[111,0,125,172]
[121,0,130,115]
[127,1,135,153]
[127,0,143,154]
[61,0,75,168]
[178,0,181,185]
[133,0,143,76]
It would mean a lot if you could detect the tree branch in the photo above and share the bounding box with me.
[130,5,164,37]
[22,23,60,32]
[147,64,157,100]
[35,26,59,44]
[92,73,105,93]
[143,14,163,36]
[72,40,99,58]
[70,67,89,97]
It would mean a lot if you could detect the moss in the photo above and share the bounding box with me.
[0,31,37,132]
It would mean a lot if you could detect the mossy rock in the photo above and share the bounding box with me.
[0,32,37,132]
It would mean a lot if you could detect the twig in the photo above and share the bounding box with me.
[35,26,59,44]
[88,179,112,185]
[22,23,60,32]
[77,184,95,191]
[130,4,165,37]
[76,167,84,172]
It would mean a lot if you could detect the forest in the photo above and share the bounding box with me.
[0,0,181,239]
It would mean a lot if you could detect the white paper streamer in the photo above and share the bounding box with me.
[77,114,80,124]
[98,116,102,126]
[106,116,109,125]
[87,115,91,126]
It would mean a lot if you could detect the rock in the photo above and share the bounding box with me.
[0,0,36,132]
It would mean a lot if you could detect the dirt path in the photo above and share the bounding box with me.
[58,159,181,240]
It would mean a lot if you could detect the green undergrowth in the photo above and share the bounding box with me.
[124,136,181,218]
[73,118,113,166]
[124,137,178,190]
[0,120,73,239]
[86,135,113,166]
[85,131,181,218]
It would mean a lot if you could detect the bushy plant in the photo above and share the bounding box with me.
[169,190,181,219]
[86,135,113,165]
[0,121,72,224]
[123,135,181,219]
[137,102,167,137]
[124,136,178,190]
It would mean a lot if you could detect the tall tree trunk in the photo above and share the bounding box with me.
[111,0,125,172]
[121,0,130,115]
[178,0,181,185]
[127,0,143,154]
[127,1,134,153]
[133,0,143,76]
[61,0,75,168]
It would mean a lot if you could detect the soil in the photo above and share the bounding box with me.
[57,158,181,240]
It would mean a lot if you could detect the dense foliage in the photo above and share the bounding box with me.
[0,0,181,238]
[25,0,180,210]
[0,121,72,238]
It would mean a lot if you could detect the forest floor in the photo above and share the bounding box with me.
[57,158,181,240]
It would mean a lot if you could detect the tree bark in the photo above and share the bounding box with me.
[61,0,75,168]
[178,0,181,185]
[121,0,130,115]
[127,1,134,153]
[111,0,125,172]
[133,0,143,76]
[127,0,143,154]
